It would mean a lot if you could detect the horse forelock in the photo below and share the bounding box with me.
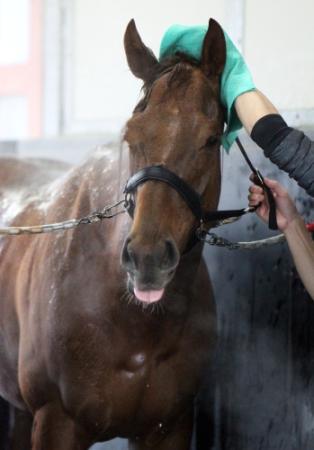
[134,53,201,113]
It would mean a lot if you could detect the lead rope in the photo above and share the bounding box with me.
[0,145,312,249]
[0,199,127,236]
[0,191,312,250]
[235,137,278,230]
[197,230,286,250]
[196,138,302,250]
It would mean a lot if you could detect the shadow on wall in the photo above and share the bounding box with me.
[202,131,314,450]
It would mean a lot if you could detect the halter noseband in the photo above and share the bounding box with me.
[123,138,278,251]
[124,164,252,225]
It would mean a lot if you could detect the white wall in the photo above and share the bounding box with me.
[44,0,314,137]
[0,0,30,139]
[0,0,30,65]
[62,0,226,134]
[244,0,314,111]
[0,97,28,139]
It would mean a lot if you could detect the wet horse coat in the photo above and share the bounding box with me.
[0,19,225,450]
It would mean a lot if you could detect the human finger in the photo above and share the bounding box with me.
[263,177,288,197]
[249,173,260,183]
[249,184,264,195]
[248,192,264,205]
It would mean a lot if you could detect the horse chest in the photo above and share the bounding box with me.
[64,359,193,439]
[58,323,206,436]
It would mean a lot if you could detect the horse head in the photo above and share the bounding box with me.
[121,19,226,304]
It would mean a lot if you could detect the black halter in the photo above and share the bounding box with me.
[124,138,278,238]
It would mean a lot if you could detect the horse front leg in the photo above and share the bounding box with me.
[9,407,33,450]
[128,411,194,450]
[0,397,10,450]
[31,402,93,450]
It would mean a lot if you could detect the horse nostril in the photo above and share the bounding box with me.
[122,236,179,275]
[121,238,137,270]
[163,239,179,270]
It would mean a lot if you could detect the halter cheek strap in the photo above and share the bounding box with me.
[124,138,278,231]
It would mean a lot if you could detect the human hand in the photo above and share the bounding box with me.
[248,176,299,232]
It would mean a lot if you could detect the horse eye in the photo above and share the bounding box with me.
[205,135,221,147]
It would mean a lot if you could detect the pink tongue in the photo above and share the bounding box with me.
[134,288,165,303]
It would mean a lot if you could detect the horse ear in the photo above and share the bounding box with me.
[201,18,226,78]
[124,19,159,82]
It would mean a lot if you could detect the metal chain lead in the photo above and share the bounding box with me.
[0,199,127,236]
[0,197,287,250]
[196,228,286,250]
[78,199,127,223]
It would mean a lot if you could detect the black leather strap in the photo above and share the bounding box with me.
[124,165,203,220]
[236,138,278,230]
[202,208,248,222]
[252,172,278,230]
[124,165,254,224]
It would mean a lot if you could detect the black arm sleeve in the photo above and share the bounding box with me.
[251,114,314,197]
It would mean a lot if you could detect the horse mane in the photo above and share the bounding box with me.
[134,53,201,113]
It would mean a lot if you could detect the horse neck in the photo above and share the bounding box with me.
[48,146,123,220]
[40,146,128,269]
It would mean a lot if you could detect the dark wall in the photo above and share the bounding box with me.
[203,132,314,450]
[0,398,9,449]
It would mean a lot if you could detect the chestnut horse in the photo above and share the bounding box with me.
[0,18,225,450]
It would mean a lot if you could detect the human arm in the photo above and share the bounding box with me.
[248,177,314,299]
[285,217,314,299]
[231,45,314,197]
[235,90,278,134]
[235,90,314,197]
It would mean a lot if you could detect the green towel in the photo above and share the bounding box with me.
[159,24,255,151]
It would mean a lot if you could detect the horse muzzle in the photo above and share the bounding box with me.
[121,235,179,303]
